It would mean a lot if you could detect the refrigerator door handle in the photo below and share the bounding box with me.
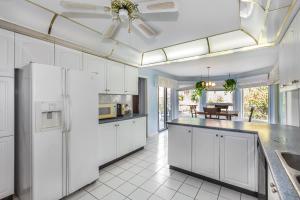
[67,95,71,133]
[62,68,67,133]
[66,69,72,133]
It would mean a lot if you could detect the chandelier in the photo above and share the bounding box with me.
[206,67,216,88]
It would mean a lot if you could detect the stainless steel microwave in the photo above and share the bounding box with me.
[99,104,117,119]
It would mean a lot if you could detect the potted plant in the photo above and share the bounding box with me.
[223,79,237,93]
[195,81,206,96]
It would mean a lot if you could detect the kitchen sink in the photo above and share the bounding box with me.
[281,152,300,171]
[276,151,300,196]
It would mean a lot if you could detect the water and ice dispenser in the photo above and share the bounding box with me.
[35,101,63,131]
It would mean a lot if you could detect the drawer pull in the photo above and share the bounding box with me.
[272,188,277,193]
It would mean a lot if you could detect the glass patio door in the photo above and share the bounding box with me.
[158,87,171,131]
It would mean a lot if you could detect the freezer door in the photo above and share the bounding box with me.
[66,69,98,194]
[286,90,300,126]
[31,64,64,200]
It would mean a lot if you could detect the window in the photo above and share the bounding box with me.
[206,91,234,110]
[242,86,269,121]
[178,89,200,117]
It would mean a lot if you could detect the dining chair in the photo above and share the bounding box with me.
[215,105,229,111]
[248,107,255,122]
[203,107,220,119]
[190,105,197,118]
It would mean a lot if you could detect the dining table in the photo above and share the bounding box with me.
[197,110,239,120]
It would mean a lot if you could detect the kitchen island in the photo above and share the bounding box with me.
[167,118,300,200]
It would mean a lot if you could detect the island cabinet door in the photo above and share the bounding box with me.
[219,131,256,191]
[192,128,220,180]
[168,125,192,171]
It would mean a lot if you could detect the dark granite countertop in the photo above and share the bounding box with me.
[168,118,300,200]
[99,114,147,124]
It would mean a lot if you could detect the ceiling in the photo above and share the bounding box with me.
[0,0,298,76]
[29,0,241,52]
[148,45,278,77]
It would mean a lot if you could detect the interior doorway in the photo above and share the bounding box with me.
[158,87,171,132]
[133,77,148,136]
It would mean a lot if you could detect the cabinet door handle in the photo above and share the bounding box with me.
[188,130,192,133]
[272,188,277,193]
[216,134,219,137]
[220,135,224,138]
[270,183,275,187]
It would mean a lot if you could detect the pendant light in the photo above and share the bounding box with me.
[205,67,216,88]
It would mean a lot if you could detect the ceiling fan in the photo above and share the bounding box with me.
[60,0,178,39]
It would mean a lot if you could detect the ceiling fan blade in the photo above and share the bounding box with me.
[138,0,178,14]
[60,0,111,12]
[103,20,120,39]
[132,18,157,38]
[61,12,111,18]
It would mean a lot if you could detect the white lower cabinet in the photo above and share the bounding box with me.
[0,136,14,199]
[98,117,146,166]
[98,123,117,166]
[219,131,256,191]
[117,120,134,157]
[168,125,192,171]
[168,126,257,192]
[268,168,280,200]
[133,117,146,149]
[192,128,219,180]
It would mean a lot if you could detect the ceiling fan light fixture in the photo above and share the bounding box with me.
[111,0,139,20]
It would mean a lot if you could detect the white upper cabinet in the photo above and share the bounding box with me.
[124,65,138,95]
[0,29,14,77]
[83,53,107,93]
[0,77,14,138]
[192,128,220,180]
[55,45,83,70]
[15,34,54,68]
[106,61,124,94]
[168,125,192,171]
[219,131,256,191]
[0,136,14,199]
[279,11,300,85]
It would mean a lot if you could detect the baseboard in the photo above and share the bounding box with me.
[99,147,144,170]
[170,166,258,197]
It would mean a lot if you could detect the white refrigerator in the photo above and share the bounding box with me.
[16,63,99,200]
[279,89,300,127]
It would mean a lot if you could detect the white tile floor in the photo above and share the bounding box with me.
[9,131,259,200]
[62,131,258,200]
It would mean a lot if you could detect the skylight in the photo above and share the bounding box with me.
[164,39,209,60]
[208,30,257,52]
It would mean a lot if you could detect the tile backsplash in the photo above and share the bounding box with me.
[99,94,133,109]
